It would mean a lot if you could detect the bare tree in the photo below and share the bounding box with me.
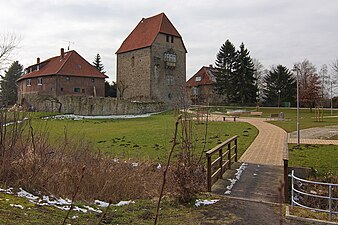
[0,33,19,69]
[294,59,321,109]
[117,80,128,98]
[252,58,265,104]
[331,59,338,81]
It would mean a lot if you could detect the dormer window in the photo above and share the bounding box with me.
[66,76,70,81]
[37,77,42,85]
[26,79,31,86]
[37,65,40,71]
[195,76,201,82]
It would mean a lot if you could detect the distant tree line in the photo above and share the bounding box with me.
[214,39,337,108]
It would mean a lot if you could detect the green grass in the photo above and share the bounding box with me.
[288,144,338,176]
[28,111,257,162]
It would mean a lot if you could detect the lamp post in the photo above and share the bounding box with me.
[293,65,300,145]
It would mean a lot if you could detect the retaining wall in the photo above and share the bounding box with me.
[20,93,166,115]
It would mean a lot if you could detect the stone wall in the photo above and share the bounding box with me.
[21,93,166,115]
[116,48,151,100]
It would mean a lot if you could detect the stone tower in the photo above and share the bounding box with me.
[116,12,187,106]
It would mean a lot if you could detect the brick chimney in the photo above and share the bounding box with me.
[60,48,65,60]
[37,57,40,64]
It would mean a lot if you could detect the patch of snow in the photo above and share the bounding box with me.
[10,204,24,209]
[54,205,70,211]
[83,205,102,213]
[44,112,161,121]
[115,200,135,207]
[0,187,13,194]
[94,200,109,208]
[253,173,257,176]
[157,164,161,170]
[17,188,39,201]
[73,206,87,213]
[224,163,248,195]
[131,162,139,167]
[72,215,79,219]
[4,118,28,127]
[195,199,219,207]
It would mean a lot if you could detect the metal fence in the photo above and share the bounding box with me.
[291,170,338,221]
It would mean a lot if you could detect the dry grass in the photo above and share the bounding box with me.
[0,112,206,204]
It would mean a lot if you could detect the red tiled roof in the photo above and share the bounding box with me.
[17,50,108,82]
[116,12,183,54]
[186,66,218,87]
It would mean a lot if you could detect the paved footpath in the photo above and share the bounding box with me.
[238,118,287,166]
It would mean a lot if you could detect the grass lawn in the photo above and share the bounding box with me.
[288,144,338,176]
[28,111,258,162]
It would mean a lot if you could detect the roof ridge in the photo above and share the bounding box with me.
[55,50,73,74]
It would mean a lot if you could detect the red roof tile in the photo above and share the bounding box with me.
[116,12,183,54]
[186,66,218,87]
[17,50,108,81]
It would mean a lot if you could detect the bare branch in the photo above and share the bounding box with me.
[0,32,20,66]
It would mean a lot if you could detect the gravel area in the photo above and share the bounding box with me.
[289,126,338,140]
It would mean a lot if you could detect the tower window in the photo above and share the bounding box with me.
[166,35,170,42]
[171,36,174,43]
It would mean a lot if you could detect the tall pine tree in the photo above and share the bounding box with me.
[93,53,117,97]
[263,65,296,106]
[232,43,257,105]
[0,61,23,105]
[93,53,105,74]
[214,40,236,103]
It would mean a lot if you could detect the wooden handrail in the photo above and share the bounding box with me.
[206,135,238,192]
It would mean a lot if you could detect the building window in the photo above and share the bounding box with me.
[61,88,64,92]
[91,78,95,83]
[26,79,31,86]
[166,35,170,42]
[192,87,199,95]
[195,76,201,82]
[171,36,174,43]
[37,77,42,85]
[74,88,80,93]
[82,89,85,93]
[168,93,172,99]
[166,76,174,86]
[66,76,70,81]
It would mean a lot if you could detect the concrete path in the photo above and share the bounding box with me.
[238,118,287,166]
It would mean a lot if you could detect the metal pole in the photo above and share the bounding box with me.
[291,170,294,207]
[331,81,333,116]
[296,71,300,145]
[329,184,332,221]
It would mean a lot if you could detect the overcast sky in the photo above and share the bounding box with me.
[1,0,338,82]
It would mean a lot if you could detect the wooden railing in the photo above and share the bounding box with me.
[206,135,238,192]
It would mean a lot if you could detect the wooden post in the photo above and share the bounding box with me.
[228,143,231,169]
[283,159,289,203]
[219,148,223,179]
[207,155,211,192]
[234,138,238,162]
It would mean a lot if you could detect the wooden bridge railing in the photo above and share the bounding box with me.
[206,135,238,192]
